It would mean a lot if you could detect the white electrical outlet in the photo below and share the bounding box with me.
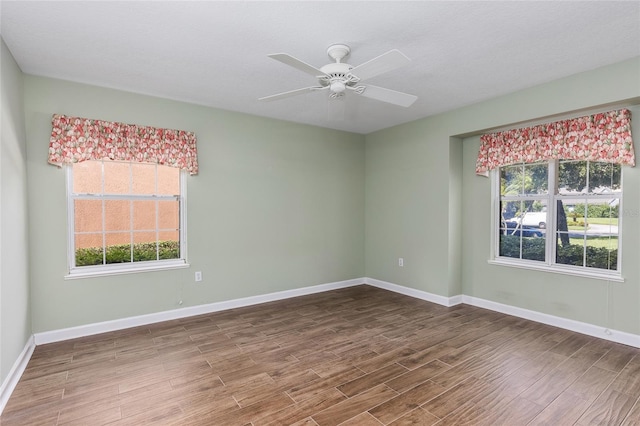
[398,258,404,267]
[195,271,202,282]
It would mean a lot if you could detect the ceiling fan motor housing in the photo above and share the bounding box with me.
[320,44,360,94]
[319,63,359,93]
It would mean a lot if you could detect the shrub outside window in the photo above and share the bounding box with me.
[495,160,621,278]
[66,160,187,277]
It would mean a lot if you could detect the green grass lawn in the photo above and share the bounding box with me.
[568,237,618,249]
[567,217,618,227]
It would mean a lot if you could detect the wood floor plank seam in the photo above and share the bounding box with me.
[620,395,640,426]
[573,361,639,426]
[2,285,640,425]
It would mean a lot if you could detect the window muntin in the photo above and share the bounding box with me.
[495,160,621,277]
[67,160,186,276]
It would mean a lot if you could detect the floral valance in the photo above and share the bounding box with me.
[475,109,634,176]
[48,114,199,175]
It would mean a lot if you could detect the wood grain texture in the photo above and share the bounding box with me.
[2,285,639,425]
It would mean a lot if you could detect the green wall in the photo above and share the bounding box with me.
[1,39,31,384]
[365,57,640,334]
[11,50,640,344]
[24,77,365,333]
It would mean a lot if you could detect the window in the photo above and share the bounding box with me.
[493,160,622,279]
[66,160,187,277]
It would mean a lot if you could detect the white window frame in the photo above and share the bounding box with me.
[489,160,624,282]
[65,161,189,279]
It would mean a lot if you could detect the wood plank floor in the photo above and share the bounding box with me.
[2,285,640,425]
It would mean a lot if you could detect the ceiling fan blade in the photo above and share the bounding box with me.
[357,84,418,107]
[268,53,327,77]
[258,86,324,102]
[349,49,411,81]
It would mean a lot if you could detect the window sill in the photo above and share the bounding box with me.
[65,260,190,280]
[488,259,624,283]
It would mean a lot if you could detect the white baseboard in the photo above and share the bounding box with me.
[0,336,35,415]
[34,278,364,345]
[4,276,640,418]
[462,295,640,348]
[364,278,640,348]
[364,277,462,307]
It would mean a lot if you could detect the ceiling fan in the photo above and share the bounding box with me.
[258,44,418,112]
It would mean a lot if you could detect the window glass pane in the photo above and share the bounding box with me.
[159,230,179,241]
[158,165,180,195]
[105,231,130,246]
[158,231,180,259]
[158,200,179,230]
[556,237,584,267]
[500,200,520,223]
[133,232,158,262]
[522,235,545,261]
[133,231,157,245]
[588,162,621,195]
[503,199,548,231]
[523,163,548,195]
[133,200,156,231]
[583,200,618,228]
[585,198,618,271]
[585,201,620,231]
[500,163,548,196]
[75,234,103,266]
[74,199,102,232]
[105,233,131,264]
[499,235,518,259]
[104,161,131,194]
[558,161,586,195]
[585,236,618,270]
[556,197,583,266]
[562,200,588,231]
[104,200,131,231]
[131,163,156,195]
[517,200,548,229]
[73,162,102,193]
[500,165,524,196]
[75,233,103,249]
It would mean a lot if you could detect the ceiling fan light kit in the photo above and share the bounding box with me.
[259,43,418,113]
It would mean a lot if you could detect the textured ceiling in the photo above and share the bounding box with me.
[2,1,639,134]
